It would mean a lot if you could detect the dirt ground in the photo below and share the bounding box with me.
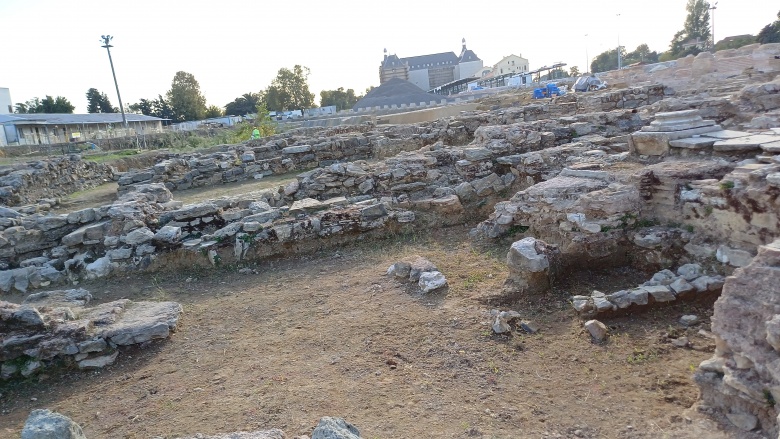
[0,224,747,439]
[52,172,299,214]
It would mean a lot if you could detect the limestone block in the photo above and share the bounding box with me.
[628,287,649,306]
[418,271,447,293]
[122,227,154,246]
[643,285,676,302]
[311,417,361,439]
[584,319,608,341]
[21,409,86,439]
[154,226,182,244]
[716,245,754,267]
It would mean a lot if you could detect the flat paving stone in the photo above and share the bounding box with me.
[761,140,780,153]
[713,135,779,152]
[702,130,753,139]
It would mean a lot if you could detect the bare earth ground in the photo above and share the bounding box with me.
[0,226,743,438]
[52,172,300,214]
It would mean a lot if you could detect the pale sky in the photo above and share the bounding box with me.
[1,0,776,113]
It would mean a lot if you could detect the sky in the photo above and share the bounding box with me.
[1,0,777,113]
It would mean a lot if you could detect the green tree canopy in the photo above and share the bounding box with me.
[319,87,360,111]
[166,71,208,122]
[265,65,315,112]
[205,105,223,118]
[86,88,117,113]
[568,66,580,77]
[757,10,780,44]
[590,47,627,73]
[128,95,175,120]
[224,92,263,116]
[14,96,74,113]
[668,0,712,58]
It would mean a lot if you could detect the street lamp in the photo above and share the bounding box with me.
[100,35,128,128]
[709,2,718,49]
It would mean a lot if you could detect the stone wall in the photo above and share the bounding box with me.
[695,239,780,436]
[0,155,114,207]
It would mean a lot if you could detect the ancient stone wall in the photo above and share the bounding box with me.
[0,156,114,207]
[695,239,780,436]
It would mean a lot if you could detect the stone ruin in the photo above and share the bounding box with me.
[2,42,780,437]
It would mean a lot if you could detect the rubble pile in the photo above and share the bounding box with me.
[1,288,182,380]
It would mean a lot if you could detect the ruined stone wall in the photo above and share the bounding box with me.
[0,156,114,207]
[695,239,780,436]
[598,43,780,90]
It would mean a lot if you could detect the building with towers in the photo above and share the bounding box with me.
[379,39,483,91]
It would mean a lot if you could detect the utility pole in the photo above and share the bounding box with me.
[100,35,128,128]
[616,14,622,70]
[585,34,589,74]
[709,2,718,49]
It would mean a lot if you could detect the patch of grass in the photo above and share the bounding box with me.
[703,205,714,217]
[720,180,735,191]
[83,149,139,163]
[505,224,529,235]
[627,348,658,365]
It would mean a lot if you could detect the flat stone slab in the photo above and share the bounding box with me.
[289,198,326,214]
[641,120,715,132]
[701,130,753,139]
[761,140,780,153]
[713,135,780,152]
[669,137,716,149]
[630,125,722,156]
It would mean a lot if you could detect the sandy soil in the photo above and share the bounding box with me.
[0,226,744,439]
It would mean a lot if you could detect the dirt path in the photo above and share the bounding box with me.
[0,227,734,438]
[52,172,299,214]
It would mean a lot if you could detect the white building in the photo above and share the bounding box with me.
[492,54,530,77]
[0,88,12,114]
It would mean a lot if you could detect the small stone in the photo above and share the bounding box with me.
[669,278,695,295]
[21,409,87,439]
[676,263,702,281]
[680,315,699,326]
[519,320,539,334]
[418,271,447,293]
[671,337,689,347]
[584,319,608,341]
[725,412,758,432]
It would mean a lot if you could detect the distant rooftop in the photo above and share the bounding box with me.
[0,113,166,125]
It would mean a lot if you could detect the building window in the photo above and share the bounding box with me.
[512,60,515,65]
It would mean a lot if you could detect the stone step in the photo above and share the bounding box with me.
[714,134,780,152]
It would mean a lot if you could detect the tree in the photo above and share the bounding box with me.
[319,87,359,111]
[714,35,756,51]
[205,105,223,118]
[757,10,780,44]
[264,65,315,112]
[15,96,74,113]
[152,95,175,120]
[86,88,117,113]
[129,98,154,115]
[569,66,580,77]
[624,44,659,64]
[166,71,208,122]
[590,47,627,73]
[668,0,711,58]
[224,92,263,116]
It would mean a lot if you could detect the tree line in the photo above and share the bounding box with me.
[14,64,369,121]
[588,4,780,74]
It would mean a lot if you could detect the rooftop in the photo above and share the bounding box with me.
[0,113,167,125]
